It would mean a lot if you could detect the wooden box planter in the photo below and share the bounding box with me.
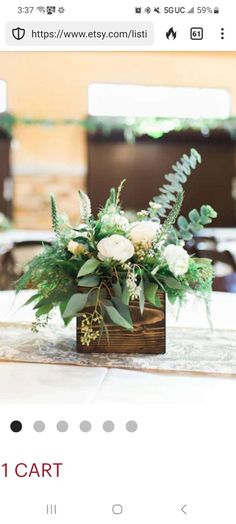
[76,292,166,354]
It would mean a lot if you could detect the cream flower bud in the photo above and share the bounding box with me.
[68,240,85,256]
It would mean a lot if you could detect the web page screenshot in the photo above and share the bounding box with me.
[0,1,236,522]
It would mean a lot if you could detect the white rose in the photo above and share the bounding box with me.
[164,244,189,277]
[97,234,134,263]
[101,213,129,231]
[129,221,160,248]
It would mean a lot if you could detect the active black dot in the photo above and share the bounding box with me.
[10,420,22,433]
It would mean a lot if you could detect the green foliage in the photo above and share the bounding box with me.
[111,296,133,325]
[3,113,236,142]
[77,258,100,277]
[100,179,126,216]
[63,292,90,318]
[177,205,218,241]
[144,283,161,307]
[78,275,100,287]
[151,149,201,217]
[104,303,133,330]
[50,194,60,237]
[139,277,145,315]
[0,213,12,231]
[122,283,131,305]
[112,280,123,299]
[16,243,78,306]
[156,191,183,243]
[116,179,126,207]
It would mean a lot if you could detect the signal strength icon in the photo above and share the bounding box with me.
[37,6,46,13]
[188,7,195,13]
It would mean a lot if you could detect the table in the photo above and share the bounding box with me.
[1,291,236,405]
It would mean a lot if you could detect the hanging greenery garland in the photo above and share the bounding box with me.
[0,113,95,136]
[1,112,236,141]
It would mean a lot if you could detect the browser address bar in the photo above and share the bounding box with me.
[6,22,154,46]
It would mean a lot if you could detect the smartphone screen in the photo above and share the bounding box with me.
[0,1,236,522]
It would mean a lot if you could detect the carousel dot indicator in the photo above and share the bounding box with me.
[56,420,68,432]
[126,421,138,433]
[10,420,22,433]
[103,420,115,433]
[80,420,92,433]
[33,420,45,432]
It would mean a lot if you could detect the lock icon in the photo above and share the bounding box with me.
[214,7,219,13]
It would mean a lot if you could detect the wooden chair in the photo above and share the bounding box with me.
[186,236,217,256]
[0,245,15,290]
[12,240,52,279]
[213,273,236,293]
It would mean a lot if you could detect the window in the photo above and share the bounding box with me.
[89,83,231,119]
[0,80,7,112]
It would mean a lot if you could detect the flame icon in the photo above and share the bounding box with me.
[166,27,177,40]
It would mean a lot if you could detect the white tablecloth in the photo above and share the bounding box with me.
[1,291,236,405]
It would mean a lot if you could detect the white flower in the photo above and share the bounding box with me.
[164,244,189,277]
[97,234,134,263]
[101,213,129,231]
[129,221,160,248]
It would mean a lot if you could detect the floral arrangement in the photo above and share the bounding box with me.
[17,149,217,347]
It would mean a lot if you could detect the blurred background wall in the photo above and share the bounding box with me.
[0,51,236,228]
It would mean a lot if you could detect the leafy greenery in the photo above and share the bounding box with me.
[50,194,60,237]
[177,205,218,241]
[17,149,217,347]
[156,191,183,243]
[150,149,201,217]
[2,112,236,141]
[0,213,12,231]
[77,258,100,277]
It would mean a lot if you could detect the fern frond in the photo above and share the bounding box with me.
[151,149,201,217]
[50,194,60,236]
[78,190,92,223]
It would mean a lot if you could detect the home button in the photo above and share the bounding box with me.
[112,504,123,515]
